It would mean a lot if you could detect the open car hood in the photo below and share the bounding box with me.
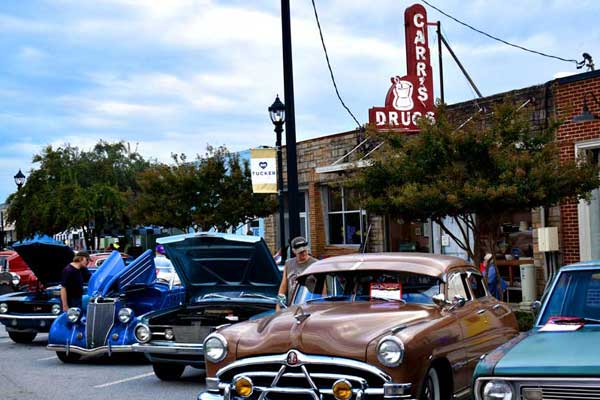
[87,250,156,297]
[12,235,74,286]
[158,232,281,301]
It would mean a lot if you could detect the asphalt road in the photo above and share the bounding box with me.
[0,325,205,400]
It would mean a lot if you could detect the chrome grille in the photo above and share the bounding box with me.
[522,385,600,399]
[86,299,116,348]
[171,326,212,343]
[217,351,391,400]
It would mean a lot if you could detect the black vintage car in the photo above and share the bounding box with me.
[132,232,281,380]
[0,236,74,343]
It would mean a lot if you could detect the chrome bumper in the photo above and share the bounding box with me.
[47,344,134,356]
[208,350,413,399]
[0,313,58,320]
[132,341,203,355]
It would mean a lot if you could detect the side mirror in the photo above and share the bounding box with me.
[531,300,542,315]
[432,293,449,307]
[448,295,466,311]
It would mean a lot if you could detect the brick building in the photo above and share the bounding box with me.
[263,68,600,299]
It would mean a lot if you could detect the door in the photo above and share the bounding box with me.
[446,271,491,391]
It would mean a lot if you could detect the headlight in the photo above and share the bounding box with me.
[0,303,7,313]
[51,304,61,315]
[204,334,228,363]
[135,324,151,343]
[376,336,404,367]
[10,273,20,286]
[118,307,133,323]
[67,307,81,323]
[483,380,514,400]
[164,328,174,340]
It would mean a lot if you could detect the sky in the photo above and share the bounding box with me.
[0,0,598,203]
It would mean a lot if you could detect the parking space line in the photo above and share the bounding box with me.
[36,355,57,361]
[94,372,154,388]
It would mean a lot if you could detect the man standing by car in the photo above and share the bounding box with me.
[277,236,317,308]
[60,251,91,311]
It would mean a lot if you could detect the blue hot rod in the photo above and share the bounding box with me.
[47,250,185,362]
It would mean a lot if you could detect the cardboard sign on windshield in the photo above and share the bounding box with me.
[370,283,402,301]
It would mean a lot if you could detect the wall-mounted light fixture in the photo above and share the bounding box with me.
[573,92,599,123]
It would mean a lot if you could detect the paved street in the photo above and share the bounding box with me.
[0,325,205,400]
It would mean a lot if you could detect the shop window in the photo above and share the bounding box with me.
[326,187,366,245]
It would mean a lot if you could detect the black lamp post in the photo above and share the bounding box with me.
[13,169,26,242]
[14,169,26,190]
[0,210,4,249]
[269,95,288,264]
[279,0,301,241]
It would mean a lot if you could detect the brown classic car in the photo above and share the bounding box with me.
[199,253,518,400]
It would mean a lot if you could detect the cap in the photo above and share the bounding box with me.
[484,253,493,263]
[155,244,165,255]
[76,251,90,258]
[291,236,310,254]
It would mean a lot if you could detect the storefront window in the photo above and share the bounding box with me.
[326,187,366,245]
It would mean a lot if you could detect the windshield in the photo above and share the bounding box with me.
[539,269,600,325]
[293,270,442,305]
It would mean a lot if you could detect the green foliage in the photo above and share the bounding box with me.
[354,100,600,259]
[515,310,535,332]
[6,141,148,248]
[132,146,276,232]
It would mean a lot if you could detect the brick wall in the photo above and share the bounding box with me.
[554,70,600,264]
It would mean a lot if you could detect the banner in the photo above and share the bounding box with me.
[250,148,277,193]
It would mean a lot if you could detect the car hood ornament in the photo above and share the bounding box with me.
[294,307,310,325]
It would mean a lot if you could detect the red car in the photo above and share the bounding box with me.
[0,250,38,293]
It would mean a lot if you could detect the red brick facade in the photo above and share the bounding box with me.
[555,71,600,264]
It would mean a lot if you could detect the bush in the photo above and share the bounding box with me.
[515,310,535,331]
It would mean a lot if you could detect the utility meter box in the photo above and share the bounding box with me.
[537,227,559,252]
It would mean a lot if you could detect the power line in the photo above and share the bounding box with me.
[420,0,579,65]
[310,0,362,128]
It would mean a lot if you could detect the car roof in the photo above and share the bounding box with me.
[298,252,472,279]
[560,260,600,272]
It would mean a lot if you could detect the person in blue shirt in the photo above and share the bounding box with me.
[483,253,507,300]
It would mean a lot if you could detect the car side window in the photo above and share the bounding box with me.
[467,272,488,299]
[447,272,471,301]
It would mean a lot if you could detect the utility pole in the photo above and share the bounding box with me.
[280,0,301,241]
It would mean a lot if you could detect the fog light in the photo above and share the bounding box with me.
[164,328,174,340]
[332,379,352,400]
[135,324,151,343]
[234,376,253,398]
[112,333,119,341]
[51,304,61,315]
[0,303,7,313]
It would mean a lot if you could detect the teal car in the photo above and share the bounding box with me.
[473,261,600,400]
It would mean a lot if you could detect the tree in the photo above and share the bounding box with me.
[353,100,600,262]
[133,146,276,232]
[6,141,149,248]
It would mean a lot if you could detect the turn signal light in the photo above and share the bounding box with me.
[234,376,253,398]
[332,379,352,400]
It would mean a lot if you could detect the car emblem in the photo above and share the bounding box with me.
[34,306,42,312]
[287,351,298,366]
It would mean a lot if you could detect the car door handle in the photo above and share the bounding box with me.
[493,304,502,310]
[477,309,486,315]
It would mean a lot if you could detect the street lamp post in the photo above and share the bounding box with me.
[13,169,26,241]
[269,95,288,264]
[0,210,4,249]
[14,169,26,191]
[279,0,301,240]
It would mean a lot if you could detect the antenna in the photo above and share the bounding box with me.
[361,224,372,254]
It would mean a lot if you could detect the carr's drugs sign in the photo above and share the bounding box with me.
[250,148,277,193]
[368,3,435,132]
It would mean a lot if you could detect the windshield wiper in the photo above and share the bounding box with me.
[306,295,350,303]
[369,296,406,304]
[552,316,600,325]
[240,293,276,301]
